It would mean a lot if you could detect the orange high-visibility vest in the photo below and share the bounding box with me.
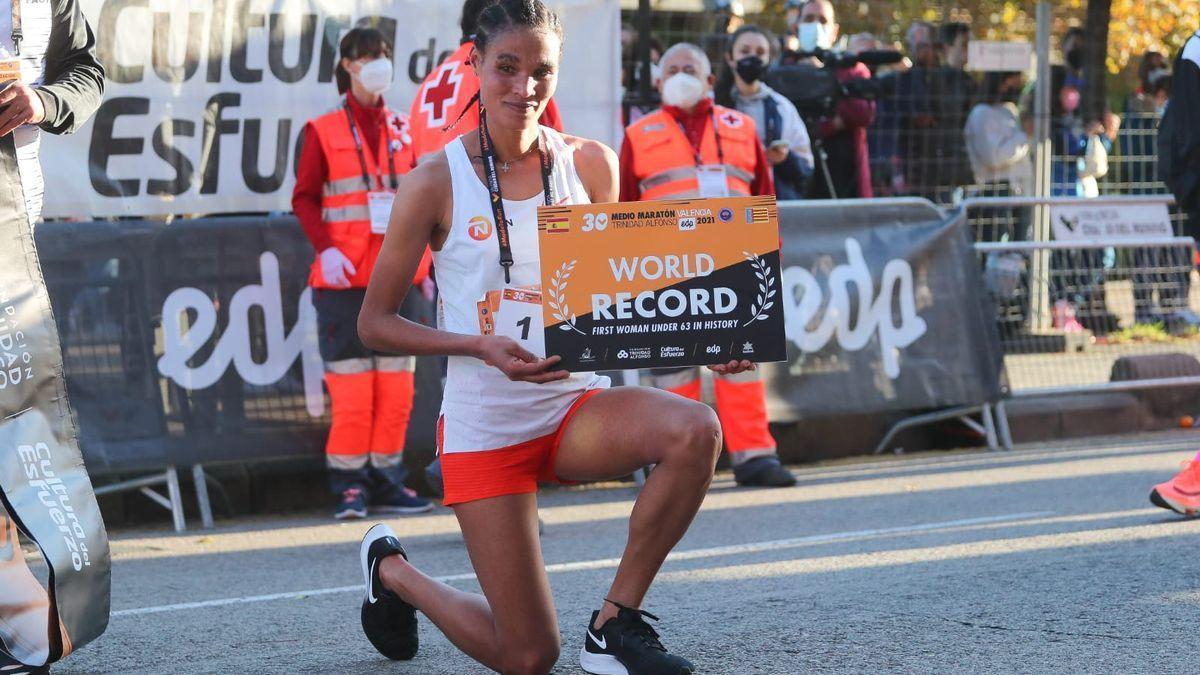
[625,106,759,200]
[408,41,564,163]
[307,100,428,289]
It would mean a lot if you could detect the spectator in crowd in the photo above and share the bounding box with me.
[621,26,664,125]
[620,42,797,488]
[1050,64,1111,197]
[887,21,976,202]
[1150,24,1200,518]
[1048,64,1120,333]
[794,0,875,199]
[1122,51,1173,192]
[1052,25,1121,195]
[940,21,971,71]
[293,27,433,519]
[964,71,1032,245]
[715,25,814,200]
[1123,52,1179,325]
[965,71,1032,200]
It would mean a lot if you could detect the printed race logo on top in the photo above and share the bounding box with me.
[41,0,621,218]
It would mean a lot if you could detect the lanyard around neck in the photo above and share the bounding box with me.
[675,108,725,168]
[343,101,398,192]
[10,0,21,55]
[478,107,555,285]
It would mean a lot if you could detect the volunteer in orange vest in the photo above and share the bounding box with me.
[407,0,564,165]
[293,27,434,519]
[619,42,798,488]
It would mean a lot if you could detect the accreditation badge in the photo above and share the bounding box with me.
[367,191,395,234]
[536,196,787,371]
[0,59,20,85]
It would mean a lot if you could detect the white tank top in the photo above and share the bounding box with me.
[434,128,609,453]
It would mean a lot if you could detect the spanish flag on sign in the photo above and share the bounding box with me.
[541,216,570,233]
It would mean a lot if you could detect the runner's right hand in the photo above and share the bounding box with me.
[320,247,357,288]
[477,336,570,384]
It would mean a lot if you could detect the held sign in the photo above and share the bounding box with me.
[536,196,787,371]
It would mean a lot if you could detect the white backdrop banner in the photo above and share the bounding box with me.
[42,0,622,218]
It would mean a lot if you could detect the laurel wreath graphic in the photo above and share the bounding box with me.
[742,251,776,327]
[549,260,587,335]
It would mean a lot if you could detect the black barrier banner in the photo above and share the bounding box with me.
[33,217,442,474]
[0,145,110,665]
[763,200,1004,419]
[536,197,788,371]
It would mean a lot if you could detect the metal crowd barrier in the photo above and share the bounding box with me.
[961,194,1198,450]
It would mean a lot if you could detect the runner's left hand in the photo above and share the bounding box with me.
[0,81,46,137]
[707,359,756,375]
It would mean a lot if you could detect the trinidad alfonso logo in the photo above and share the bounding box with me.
[468,216,494,241]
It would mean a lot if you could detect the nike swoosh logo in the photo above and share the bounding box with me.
[587,630,606,650]
[367,557,379,604]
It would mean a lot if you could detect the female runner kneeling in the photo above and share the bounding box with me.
[356,2,754,673]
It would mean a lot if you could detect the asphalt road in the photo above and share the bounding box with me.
[51,433,1200,674]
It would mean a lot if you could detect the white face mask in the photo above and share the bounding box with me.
[356,57,393,94]
[661,72,706,109]
[797,22,833,52]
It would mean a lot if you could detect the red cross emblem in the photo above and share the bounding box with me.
[720,112,743,129]
[421,63,463,126]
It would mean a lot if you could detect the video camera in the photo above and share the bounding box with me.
[765,48,902,119]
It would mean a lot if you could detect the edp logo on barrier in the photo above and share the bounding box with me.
[781,238,928,379]
[157,252,325,417]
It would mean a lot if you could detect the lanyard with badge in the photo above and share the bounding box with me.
[478,106,555,285]
[677,109,730,198]
[343,102,400,234]
[9,0,20,54]
[475,107,556,357]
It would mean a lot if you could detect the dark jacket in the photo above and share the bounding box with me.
[1159,30,1200,216]
[2,0,105,224]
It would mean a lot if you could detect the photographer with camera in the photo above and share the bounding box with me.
[715,25,813,200]
[789,0,875,199]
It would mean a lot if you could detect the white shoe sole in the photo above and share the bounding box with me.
[371,503,435,515]
[360,523,398,604]
[335,508,367,520]
[579,648,629,675]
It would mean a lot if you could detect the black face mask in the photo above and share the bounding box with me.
[1066,47,1083,71]
[735,56,766,84]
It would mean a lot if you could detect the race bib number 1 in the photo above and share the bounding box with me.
[477,287,546,358]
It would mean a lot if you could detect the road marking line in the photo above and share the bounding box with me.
[112,511,1050,618]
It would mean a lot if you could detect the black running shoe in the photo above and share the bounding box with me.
[734,456,798,488]
[359,523,419,660]
[580,607,694,675]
